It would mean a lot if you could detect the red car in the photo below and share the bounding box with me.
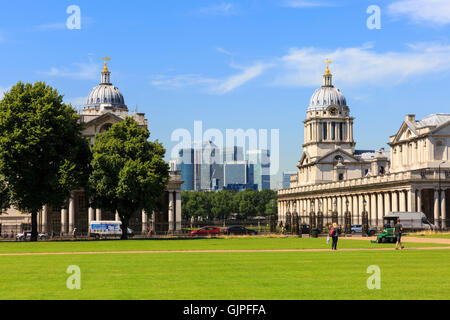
[189,226,221,237]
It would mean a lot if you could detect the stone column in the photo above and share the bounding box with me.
[176,191,182,231]
[434,190,440,228]
[399,190,406,212]
[42,205,48,234]
[384,193,391,216]
[352,195,358,224]
[88,207,95,229]
[358,195,364,224]
[142,210,148,233]
[96,208,102,221]
[168,192,174,232]
[417,189,422,213]
[61,208,67,235]
[68,195,75,234]
[377,193,383,227]
[392,191,399,212]
[441,190,446,229]
[370,193,377,227]
[407,188,416,212]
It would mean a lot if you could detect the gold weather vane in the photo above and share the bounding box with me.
[325,59,332,75]
[103,57,111,72]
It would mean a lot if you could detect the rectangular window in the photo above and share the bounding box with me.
[339,123,343,141]
[323,123,328,140]
[331,122,336,140]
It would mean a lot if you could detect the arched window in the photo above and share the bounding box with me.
[335,155,344,162]
[100,123,113,133]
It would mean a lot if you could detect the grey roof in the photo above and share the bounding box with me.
[417,114,450,128]
[308,86,347,111]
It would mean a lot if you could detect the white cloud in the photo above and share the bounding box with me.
[34,23,67,31]
[196,3,236,16]
[281,0,334,8]
[40,60,100,80]
[151,62,270,94]
[151,74,219,88]
[210,62,270,94]
[388,0,450,25]
[274,43,450,87]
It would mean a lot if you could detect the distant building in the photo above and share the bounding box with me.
[247,150,271,190]
[282,171,297,189]
[172,144,270,192]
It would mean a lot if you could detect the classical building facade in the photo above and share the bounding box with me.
[277,64,450,229]
[0,60,183,235]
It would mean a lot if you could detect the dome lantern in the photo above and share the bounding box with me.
[85,58,127,110]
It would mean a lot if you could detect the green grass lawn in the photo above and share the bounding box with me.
[0,237,446,254]
[1,238,449,300]
[406,233,450,239]
[0,250,449,300]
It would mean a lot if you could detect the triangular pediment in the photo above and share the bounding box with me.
[83,112,124,129]
[317,148,360,164]
[392,121,418,144]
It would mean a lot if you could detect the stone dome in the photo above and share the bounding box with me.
[308,86,347,111]
[307,68,347,111]
[86,84,126,109]
[85,61,127,110]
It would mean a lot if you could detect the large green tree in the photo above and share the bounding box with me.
[88,117,169,239]
[0,82,91,241]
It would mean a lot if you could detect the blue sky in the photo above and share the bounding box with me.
[1,0,450,188]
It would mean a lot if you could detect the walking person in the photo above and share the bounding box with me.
[394,219,404,250]
[330,223,339,250]
[72,227,77,239]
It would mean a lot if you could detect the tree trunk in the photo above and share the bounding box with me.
[31,210,38,242]
[120,215,129,240]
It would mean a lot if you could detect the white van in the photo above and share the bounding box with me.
[89,221,134,239]
[385,212,435,230]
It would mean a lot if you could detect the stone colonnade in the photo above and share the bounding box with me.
[278,187,447,229]
[39,190,183,235]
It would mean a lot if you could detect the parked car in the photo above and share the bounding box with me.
[351,224,376,236]
[223,226,258,235]
[16,231,49,240]
[189,226,221,237]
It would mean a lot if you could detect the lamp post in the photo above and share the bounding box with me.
[345,199,351,234]
[317,200,323,232]
[362,198,369,236]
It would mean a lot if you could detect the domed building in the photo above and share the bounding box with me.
[19,60,183,237]
[80,59,148,145]
[277,62,449,231]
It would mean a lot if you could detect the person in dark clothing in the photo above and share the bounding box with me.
[394,219,404,250]
[330,223,339,250]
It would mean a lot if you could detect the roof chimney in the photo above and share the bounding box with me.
[406,114,416,122]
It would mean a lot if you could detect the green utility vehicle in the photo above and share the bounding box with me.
[372,216,398,244]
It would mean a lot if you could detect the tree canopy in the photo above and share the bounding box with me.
[182,189,277,221]
[88,117,169,239]
[0,82,91,241]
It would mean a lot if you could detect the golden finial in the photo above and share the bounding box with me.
[102,57,111,72]
[325,59,332,75]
